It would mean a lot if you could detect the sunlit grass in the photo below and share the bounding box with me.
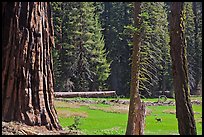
[56,106,128,135]
[55,97,202,135]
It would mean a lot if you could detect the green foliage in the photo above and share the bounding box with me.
[51,2,110,92]
[142,2,172,96]
[51,2,202,97]
[124,2,172,97]
[102,2,133,96]
[89,12,111,90]
[51,2,63,91]
[184,2,202,94]
[68,116,82,130]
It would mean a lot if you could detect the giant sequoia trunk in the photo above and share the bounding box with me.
[2,2,62,130]
[169,2,197,135]
[126,2,146,135]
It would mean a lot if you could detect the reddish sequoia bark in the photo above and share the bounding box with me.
[2,2,62,130]
[126,2,146,135]
[169,2,197,135]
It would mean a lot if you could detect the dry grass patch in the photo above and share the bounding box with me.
[162,109,176,114]
[197,118,202,124]
[146,108,152,116]
[57,109,88,118]
[88,104,129,113]
[87,104,153,115]
[54,100,82,108]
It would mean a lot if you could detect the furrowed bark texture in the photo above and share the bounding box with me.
[169,2,197,135]
[126,2,146,135]
[2,2,62,130]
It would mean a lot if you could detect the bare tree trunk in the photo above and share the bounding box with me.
[54,91,117,98]
[169,2,197,135]
[126,2,146,135]
[2,2,62,130]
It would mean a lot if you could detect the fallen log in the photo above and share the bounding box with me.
[54,91,117,98]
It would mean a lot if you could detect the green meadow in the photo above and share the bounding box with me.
[55,97,202,135]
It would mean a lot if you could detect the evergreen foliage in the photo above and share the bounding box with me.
[123,2,172,97]
[139,2,172,97]
[50,2,202,97]
[102,2,132,96]
[184,2,202,94]
[51,2,110,92]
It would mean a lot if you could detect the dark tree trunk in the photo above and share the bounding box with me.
[2,2,62,130]
[126,2,145,135]
[169,2,197,135]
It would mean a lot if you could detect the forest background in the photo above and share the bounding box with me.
[51,2,202,97]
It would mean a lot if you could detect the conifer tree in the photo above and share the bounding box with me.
[89,12,110,90]
[126,2,145,135]
[51,2,110,92]
[185,2,202,95]
[126,2,172,97]
[51,2,63,91]
[102,2,132,96]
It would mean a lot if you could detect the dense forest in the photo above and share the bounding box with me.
[50,2,202,97]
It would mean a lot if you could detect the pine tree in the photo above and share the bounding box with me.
[102,2,173,97]
[192,2,202,94]
[184,2,196,94]
[102,2,132,96]
[185,2,202,95]
[51,2,110,92]
[126,2,145,135]
[89,12,110,90]
[134,2,172,97]
[51,2,63,91]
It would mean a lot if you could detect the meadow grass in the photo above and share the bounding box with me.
[55,97,202,135]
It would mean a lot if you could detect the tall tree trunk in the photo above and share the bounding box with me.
[169,2,197,135]
[126,2,146,135]
[2,2,62,130]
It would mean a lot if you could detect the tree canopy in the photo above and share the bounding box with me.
[51,2,202,98]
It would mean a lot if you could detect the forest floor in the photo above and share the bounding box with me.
[55,96,202,135]
[2,96,202,135]
[2,121,82,135]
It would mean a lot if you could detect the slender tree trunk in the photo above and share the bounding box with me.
[169,2,197,135]
[126,2,146,135]
[2,2,62,130]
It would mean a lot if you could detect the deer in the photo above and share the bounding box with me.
[155,118,162,122]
